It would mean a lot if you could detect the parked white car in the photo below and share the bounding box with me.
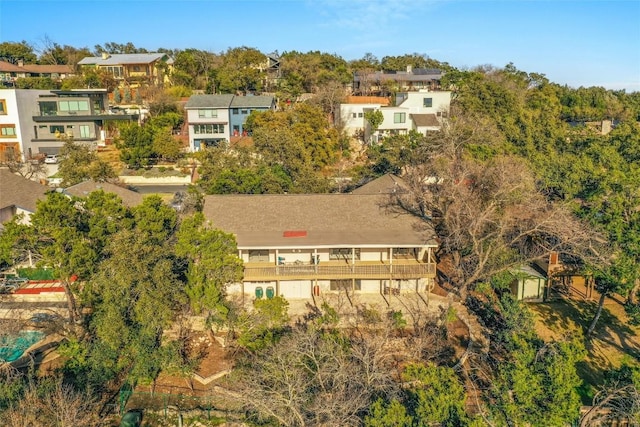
[44,155,59,164]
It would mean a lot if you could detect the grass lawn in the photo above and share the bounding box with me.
[528,289,640,403]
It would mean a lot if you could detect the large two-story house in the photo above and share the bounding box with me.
[353,66,443,96]
[78,53,173,87]
[0,88,138,161]
[202,183,437,301]
[339,90,451,143]
[185,94,276,151]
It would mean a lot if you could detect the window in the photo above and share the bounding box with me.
[0,124,16,137]
[105,66,123,77]
[248,250,269,262]
[79,125,91,138]
[66,125,74,129]
[329,248,360,260]
[232,108,239,115]
[393,112,406,123]
[0,99,6,114]
[59,100,89,112]
[330,279,361,291]
[423,97,433,108]
[132,65,141,72]
[352,113,357,118]
[241,109,248,114]
[392,248,416,259]
[193,124,224,134]
[49,125,64,134]
[39,101,57,116]
[198,109,218,118]
[358,112,363,118]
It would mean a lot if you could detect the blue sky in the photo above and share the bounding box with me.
[1,0,639,91]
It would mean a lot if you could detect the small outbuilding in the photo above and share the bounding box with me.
[509,264,548,302]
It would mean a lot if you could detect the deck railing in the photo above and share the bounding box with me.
[243,261,436,281]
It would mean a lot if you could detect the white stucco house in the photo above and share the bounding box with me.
[363,90,452,143]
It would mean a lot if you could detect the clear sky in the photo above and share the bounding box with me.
[1,0,639,92]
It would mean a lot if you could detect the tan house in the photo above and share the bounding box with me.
[77,53,173,87]
[203,191,437,301]
[0,60,75,86]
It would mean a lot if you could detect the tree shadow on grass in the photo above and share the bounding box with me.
[528,296,640,402]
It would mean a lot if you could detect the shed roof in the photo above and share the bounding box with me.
[0,169,49,214]
[411,113,440,127]
[203,193,435,249]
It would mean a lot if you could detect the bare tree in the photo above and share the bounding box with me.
[387,110,608,299]
[236,323,399,426]
[1,150,46,180]
[0,379,101,427]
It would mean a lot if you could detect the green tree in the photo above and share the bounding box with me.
[116,123,155,168]
[217,46,265,94]
[113,88,121,104]
[0,40,37,63]
[57,136,116,186]
[175,212,243,327]
[364,109,384,133]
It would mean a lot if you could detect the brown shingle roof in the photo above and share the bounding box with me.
[0,169,49,214]
[410,113,440,127]
[351,174,408,195]
[63,181,144,207]
[0,61,26,72]
[203,194,435,248]
[21,64,74,74]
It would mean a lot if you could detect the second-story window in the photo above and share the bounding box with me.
[330,248,360,260]
[248,250,269,262]
[232,108,239,115]
[198,109,218,118]
[423,97,433,107]
[0,99,6,114]
[193,124,224,134]
[0,124,16,137]
[59,100,89,113]
[393,112,406,123]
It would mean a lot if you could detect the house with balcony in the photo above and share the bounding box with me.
[363,90,452,143]
[185,94,276,151]
[77,53,173,87]
[31,89,138,156]
[353,67,443,96]
[202,191,437,301]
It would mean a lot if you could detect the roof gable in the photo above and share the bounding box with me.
[0,169,49,214]
[203,193,435,248]
[185,94,235,109]
[63,181,144,207]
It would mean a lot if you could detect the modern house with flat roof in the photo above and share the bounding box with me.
[0,88,138,160]
[203,190,437,300]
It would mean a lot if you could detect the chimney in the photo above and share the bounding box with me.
[17,59,24,67]
[406,65,412,73]
[101,52,110,60]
